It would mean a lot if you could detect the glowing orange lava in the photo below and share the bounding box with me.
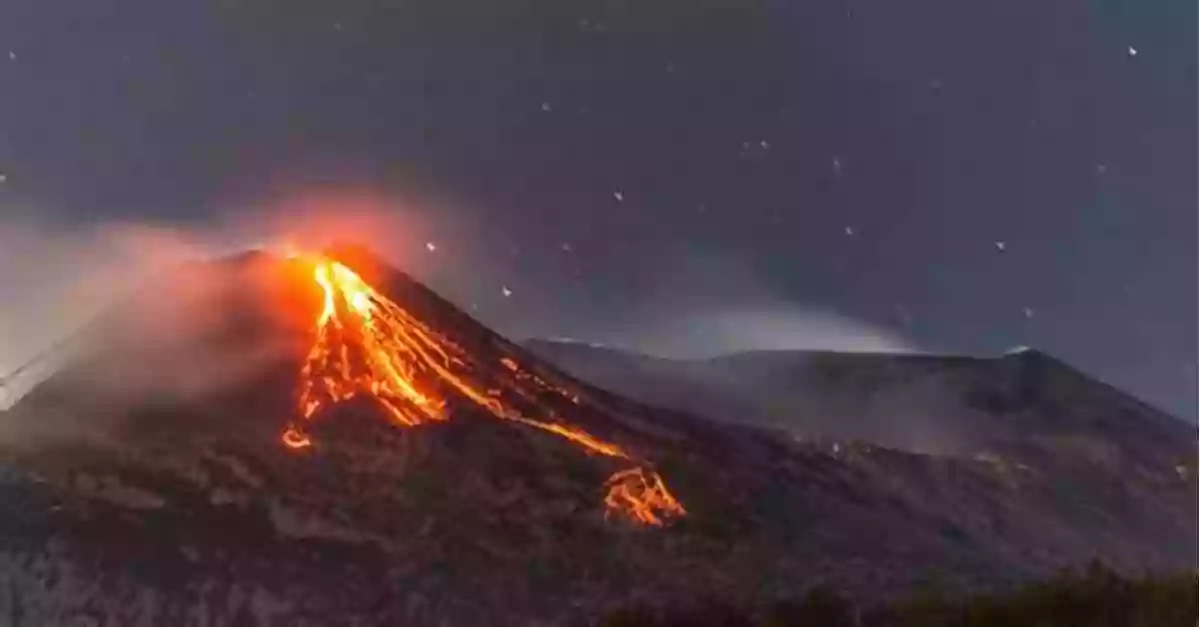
[283,256,686,527]
[281,427,312,449]
[604,468,687,527]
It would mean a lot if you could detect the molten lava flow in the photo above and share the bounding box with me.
[281,427,312,449]
[284,256,685,526]
[296,261,447,427]
[604,468,688,527]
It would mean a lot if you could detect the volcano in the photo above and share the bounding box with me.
[0,246,1193,626]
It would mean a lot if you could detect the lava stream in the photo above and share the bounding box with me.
[282,257,686,526]
[604,468,687,527]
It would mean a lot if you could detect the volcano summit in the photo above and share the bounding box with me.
[0,246,1193,626]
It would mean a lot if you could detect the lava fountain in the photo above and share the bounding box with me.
[281,256,686,527]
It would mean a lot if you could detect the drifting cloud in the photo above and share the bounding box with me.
[570,243,920,359]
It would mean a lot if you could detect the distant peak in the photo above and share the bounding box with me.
[1000,346,1062,365]
[1001,346,1063,362]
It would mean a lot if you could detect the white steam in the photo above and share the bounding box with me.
[575,243,920,359]
[645,308,917,359]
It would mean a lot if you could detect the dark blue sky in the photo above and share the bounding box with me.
[0,0,1195,418]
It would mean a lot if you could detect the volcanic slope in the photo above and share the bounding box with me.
[0,247,1193,626]
[524,339,1196,464]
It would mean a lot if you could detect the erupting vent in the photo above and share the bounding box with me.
[281,257,686,527]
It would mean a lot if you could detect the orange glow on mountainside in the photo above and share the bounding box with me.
[282,256,686,526]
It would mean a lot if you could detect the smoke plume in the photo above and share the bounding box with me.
[0,190,454,421]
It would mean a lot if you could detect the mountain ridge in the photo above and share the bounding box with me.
[0,248,1192,626]
[525,338,1186,424]
[522,338,1193,458]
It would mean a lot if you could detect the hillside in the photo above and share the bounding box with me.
[0,247,1192,626]
[523,339,1195,465]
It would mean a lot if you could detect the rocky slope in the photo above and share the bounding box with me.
[523,339,1195,464]
[0,248,1192,626]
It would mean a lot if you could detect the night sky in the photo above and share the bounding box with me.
[0,0,1195,418]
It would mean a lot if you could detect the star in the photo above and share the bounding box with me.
[832,157,843,175]
[612,190,624,202]
[501,286,513,297]
[1127,46,1138,57]
[6,51,14,61]
[1022,307,1034,318]
[540,102,553,112]
[994,241,1007,252]
[560,242,573,253]
[844,226,855,236]
[425,241,437,252]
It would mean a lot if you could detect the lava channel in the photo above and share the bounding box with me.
[281,256,686,527]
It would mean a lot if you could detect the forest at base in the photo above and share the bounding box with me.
[604,562,1198,627]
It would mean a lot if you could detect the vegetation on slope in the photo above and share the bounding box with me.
[605,561,1198,627]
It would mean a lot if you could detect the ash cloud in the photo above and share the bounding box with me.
[0,216,217,403]
[0,215,231,444]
